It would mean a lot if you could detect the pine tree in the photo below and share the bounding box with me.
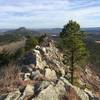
[60,20,88,84]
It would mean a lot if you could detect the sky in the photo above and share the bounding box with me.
[0,0,100,28]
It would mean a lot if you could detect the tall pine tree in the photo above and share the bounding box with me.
[60,20,88,84]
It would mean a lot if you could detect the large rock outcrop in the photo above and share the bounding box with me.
[4,77,99,100]
[1,39,100,100]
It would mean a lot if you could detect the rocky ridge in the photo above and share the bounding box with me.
[1,39,100,100]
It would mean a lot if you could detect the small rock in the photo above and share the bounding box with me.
[5,90,21,100]
[24,84,34,95]
[29,64,36,69]
[20,84,34,100]
[32,70,42,80]
[45,68,57,80]
[59,68,65,76]
[36,81,50,92]
[24,73,31,81]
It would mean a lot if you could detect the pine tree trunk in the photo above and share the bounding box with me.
[71,51,74,85]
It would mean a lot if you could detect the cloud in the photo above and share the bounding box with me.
[0,0,100,28]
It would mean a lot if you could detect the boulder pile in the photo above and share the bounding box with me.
[1,40,100,100]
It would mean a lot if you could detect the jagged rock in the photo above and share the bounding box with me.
[24,73,31,81]
[85,68,92,79]
[20,84,34,100]
[32,70,43,80]
[20,40,66,77]
[65,73,71,80]
[59,68,65,76]
[54,79,67,97]
[5,90,21,100]
[5,78,99,100]
[29,64,36,69]
[3,40,100,100]
[24,84,34,95]
[34,49,46,70]
[61,78,88,100]
[33,79,73,100]
[33,85,59,100]
[23,65,33,72]
[85,89,100,100]
[41,47,46,53]
[45,68,57,80]
[74,86,89,100]
[34,81,50,93]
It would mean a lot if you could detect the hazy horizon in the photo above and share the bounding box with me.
[1,26,100,30]
[0,26,100,29]
[0,0,100,28]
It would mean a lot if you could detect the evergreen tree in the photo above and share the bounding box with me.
[25,36,39,51]
[60,20,88,84]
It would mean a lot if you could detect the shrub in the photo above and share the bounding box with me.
[0,50,11,66]
[38,34,47,44]
[25,36,39,51]
[13,47,25,59]
[0,48,25,66]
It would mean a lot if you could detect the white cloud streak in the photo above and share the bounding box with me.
[0,0,100,28]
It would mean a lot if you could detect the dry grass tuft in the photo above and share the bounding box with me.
[59,86,81,100]
[0,64,22,94]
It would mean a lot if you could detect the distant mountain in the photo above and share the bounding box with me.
[82,28,100,41]
[3,27,41,36]
[82,27,100,34]
[1,27,100,35]
[0,27,42,44]
[0,27,100,42]
[0,29,11,34]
